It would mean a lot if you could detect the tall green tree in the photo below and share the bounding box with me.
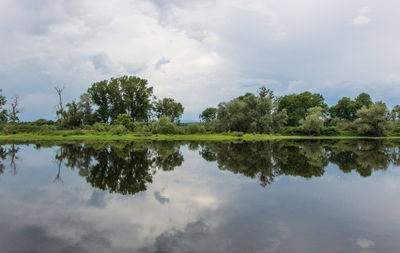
[153,98,184,123]
[0,89,8,123]
[353,102,392,136]
[199,107,217,122]
[329,93,373,121]
[277,92,327,126]
[87,80,109,123]
[120,76,154,122]
[78,93,96,125]
[87,76,154,123]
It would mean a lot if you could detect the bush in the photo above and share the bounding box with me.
[321,126,340,136]
[92,122,109,132]
[391,127,400,136]
[110,125,128,135]
[282,126,303,136]
[40,125,57,134]
[130,121,149,132]
[151,116,177,134]
[186,123,205,134]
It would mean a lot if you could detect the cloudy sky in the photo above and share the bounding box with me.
[1,0,399,121]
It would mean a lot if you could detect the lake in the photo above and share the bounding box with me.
[1,139,400,253]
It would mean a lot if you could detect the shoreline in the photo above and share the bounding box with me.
[1,133,399,142]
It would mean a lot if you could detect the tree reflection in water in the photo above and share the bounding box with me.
[0,139,399,194]
[199,139,400,186]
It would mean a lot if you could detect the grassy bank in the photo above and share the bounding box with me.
[1,132,399,142]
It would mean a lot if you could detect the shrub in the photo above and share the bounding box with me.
[40,125,58,134]
[391,127,400,136]
[151,116,177,134]
[92,122,109,132]
[353,102,392,136]
[110,125,128,135]
[321,126,340,136]
[299,107,324,135]
[186,123,205,134]
[282,126,303,136]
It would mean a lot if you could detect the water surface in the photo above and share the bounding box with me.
[1,139,400,253]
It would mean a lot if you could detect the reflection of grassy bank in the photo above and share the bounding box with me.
[1,132,400,141]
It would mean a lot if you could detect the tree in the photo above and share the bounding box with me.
[329,93,373,121]
[277,92,327,126]
[213,87,286,133]
[353,102,392,136]
[63,100,83,127]
[199,107,217,122]
[8,95,22,123]
[78,93,96,125]
[355,92,372,108]
[87,80,110,123]
[54,85,65,120]
[391,105,400,124]
[299,106,324,135]
[87,76,154,123]
[120,76,154,122]
[154,98,184,123]
[0,89,7,123]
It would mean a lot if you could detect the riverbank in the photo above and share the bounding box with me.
[1,132,399,142]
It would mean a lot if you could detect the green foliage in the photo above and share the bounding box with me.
[353,102,392,136]
[199,107,217,122]
[92,122,109,132]
[150,116,177,134]
[213,87,286,134]
[153,98,184,123]
[110,125,128,135]
[299,107,324,135]
[186,123,205,134]
[328,93,372,121]
[277,91,327,126]
[62,100,83,128]
[391,105,400,127]
[320,126,340,136]
[0,89,7,123]
[390,127,400,136]
[40,125,58,134]
[78,93,96,125]
[87,76,154,123]
[114,113,131,127]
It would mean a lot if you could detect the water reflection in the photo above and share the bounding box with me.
[1,139,400,192]
[1,139,400,252]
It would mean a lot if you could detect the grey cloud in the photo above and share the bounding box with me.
[88,190,107,208]
[154,191,170,204]
[154,57,170,70]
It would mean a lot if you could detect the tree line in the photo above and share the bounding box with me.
[1,75,400,136]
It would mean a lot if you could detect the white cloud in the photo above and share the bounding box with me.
[359,6,371,14]
[355,238,375,249]
[353,15,371,25]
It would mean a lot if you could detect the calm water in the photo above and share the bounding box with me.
[1,139,400,253]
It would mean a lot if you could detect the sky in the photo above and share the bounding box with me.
[1,0,400,121]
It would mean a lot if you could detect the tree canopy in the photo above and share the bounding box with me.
[87,76,154,123]
[213,87,287,133]
[277,92,327,126]
[153,98,184,123]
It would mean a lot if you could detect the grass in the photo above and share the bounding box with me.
[1,131,400,142]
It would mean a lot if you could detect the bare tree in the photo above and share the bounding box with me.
[55,85,65,119]
[8,95,22,123]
